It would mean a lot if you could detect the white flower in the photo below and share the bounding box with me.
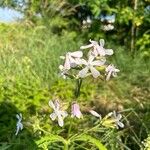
[80,39,113,57]
[90,110,101,119]
[15,113,23,135]
[71,102,83,119]
[112,111,124,129]
[78,55,105,78]
[63,51,83,70]
[105,64,120,80]
[49,100,68,127]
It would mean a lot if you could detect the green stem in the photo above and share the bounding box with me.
[64,142,69,150]
[69,122,101,141]
[67,118,72,138]
[75,79,82,98]
[68,79,82,138]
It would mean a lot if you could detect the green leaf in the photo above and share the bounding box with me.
[0,144,11,150]
[74,134,107,150]
[36,134,67,146]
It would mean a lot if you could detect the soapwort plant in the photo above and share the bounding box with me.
[36,39,124,150]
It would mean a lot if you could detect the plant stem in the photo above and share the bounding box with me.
[67,118,72,138]
[75,78,82,98]
[68,79,82,138]
[64,142,69,150]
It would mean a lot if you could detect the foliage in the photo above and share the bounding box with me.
[0,7,149,148]
[136,33,150,60]
[1,0,149,57]
[142,134,150,150]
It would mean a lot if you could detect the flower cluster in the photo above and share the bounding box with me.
[49,99,124,129]
[13,39,123,138]
[49,100,124,129]
[52,39,124,128]
[59,39,120,80]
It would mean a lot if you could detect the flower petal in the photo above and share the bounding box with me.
[90,66,100,78]
[106,71,112,81]
[54,100,60,110]
[80,44,93,49]
[49,101,55,110]
[59,65,64,71]
[117,121,124,128]
[89,39,98,45]
[60,56,65,59]
[100,39,105,47]
[105,49,113,55]
[78,67,89,78]
[58,115,64,127]
[71,103,82,119]
[78,59,88,65]
[115,69,120,72]
[90,110,101,118]
[76,111,82,118]
[64,56,71,70]
[88,54,95,63]
[60,111,68,118]
[70,51,83,57]
[19,113,22,119]
[91,49,98,57]
[19,123,23,130]
[69,57,77,67]
[74,58,82,65]
[16,114,20,120]
[15,128,19,135]
[97,47,105,56]
[117,114,122,120]
[50,113,57,121]
[113,111,117,118]
[91,60,106,66]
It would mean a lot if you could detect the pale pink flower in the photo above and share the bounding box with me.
[89,110,101,119]
[71,103,82,119]
[78,55,105,78]
[63,51,83,70]
[80,39,113,57]
[49,100,68,127]
[105,64,120,80]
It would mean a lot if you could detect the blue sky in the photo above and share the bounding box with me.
[0,7,23,23]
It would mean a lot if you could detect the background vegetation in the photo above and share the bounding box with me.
[0,0,149,149]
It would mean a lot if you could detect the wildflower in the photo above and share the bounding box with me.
[112,111,124,129]
[89,110,101,119]
[49,100,68,127]
[100,111,124,129]
[15,113,23,135]
[105,64,120,81]
[80,39,113,57]
[78,55,105,78]
[71,102,83,118]
[63,51,83,70]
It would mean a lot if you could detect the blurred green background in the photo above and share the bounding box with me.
[0,0,149,150]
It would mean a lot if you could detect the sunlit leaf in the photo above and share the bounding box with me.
[74,134,107,150]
